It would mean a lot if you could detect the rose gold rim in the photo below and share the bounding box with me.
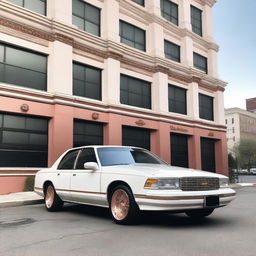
[45,185,54,208]
[111,189,130,221]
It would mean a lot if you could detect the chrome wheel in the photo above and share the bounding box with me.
[111,189,130,221]
[45,185,54,209]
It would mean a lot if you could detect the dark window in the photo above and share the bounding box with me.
[160,0,178,26]
[199,93,214,121]
[8,0,46,15]
[232,118,234,124]
[75,148,97,169]
[73,62,101,100]
[171,133,188,168]
[72,0,101,36]
[119,20,146,51]
[201,138,215,172]
[193,52,207,73]
[73,120,103,147]
[168,85,187,115]
[191,5,202,36]
[122,126,151,150]
[164,40,180,62]
[131,0,144,6]
[0,43,47,91]
[120,74,151,109]
[225,119,227,125]
[58,150,79,170]
[0,113,48,167]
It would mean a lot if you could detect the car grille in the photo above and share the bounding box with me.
[180,177,219,191]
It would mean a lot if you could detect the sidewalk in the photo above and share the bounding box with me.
[0,184,256,208]
[0,191,43,208]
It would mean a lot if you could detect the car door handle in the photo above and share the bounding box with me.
[73,174,76,176]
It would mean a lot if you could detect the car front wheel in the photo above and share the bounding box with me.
[44,184,63,212]
[109,185,139,225]
[185,208,214,218]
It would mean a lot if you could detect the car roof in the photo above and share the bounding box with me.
[71,145,143,150]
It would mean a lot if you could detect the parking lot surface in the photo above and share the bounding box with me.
[0,187,255,256]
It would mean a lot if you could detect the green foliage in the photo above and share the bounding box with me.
[24,176,35,191]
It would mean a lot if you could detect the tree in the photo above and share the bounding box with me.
[234,139,256,171]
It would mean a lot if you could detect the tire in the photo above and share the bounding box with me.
[109,185,140,225]
[185,208,214,218]
[44,184,63,212]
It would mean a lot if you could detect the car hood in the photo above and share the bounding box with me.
[103,164,227,179]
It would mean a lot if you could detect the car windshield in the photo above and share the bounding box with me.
[97,147,166,166]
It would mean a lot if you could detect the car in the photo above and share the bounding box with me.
[34,146,236,224]
[250,168,256,174]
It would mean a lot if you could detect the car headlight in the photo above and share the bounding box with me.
[144,178,180,190]
[219,178,229,188]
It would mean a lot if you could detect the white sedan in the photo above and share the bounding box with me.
[34,146,236,224]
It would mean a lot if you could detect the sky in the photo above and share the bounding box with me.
[213,0,256,109]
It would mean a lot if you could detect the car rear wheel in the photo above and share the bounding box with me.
[109,185,139,225]
[185,208,214,218]
[44,184,63,212]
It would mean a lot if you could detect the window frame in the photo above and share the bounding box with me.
[160,0,179,26]
[164,40,180,63]
[199,93,214,121]
[131,0,144,6]
[193,52,208,73]
[191,5,202,36]
[168,84,187,115]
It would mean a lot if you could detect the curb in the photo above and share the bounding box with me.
[0,199,44,208]
[230,183,256,188]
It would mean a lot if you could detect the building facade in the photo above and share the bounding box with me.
[0,0,228,194]
[225,108,256,152]
[246,97,256,113]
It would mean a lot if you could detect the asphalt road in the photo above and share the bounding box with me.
[0,187,255,256]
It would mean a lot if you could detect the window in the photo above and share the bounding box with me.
[225,119,227,125]
[73,120,103,147]
[201,138,216,172]
[131,0,144,6]
[0,43,47,91]
[164,40,180,62]
[168,85,187,115]
[193,52,207,73]
[160,0,178,26]
[8,0,46,15]
[119,20,146,51]
[171,133,188,168]
[233,137,235,142]
[58,150,79,170]
[191,5,202,36]
[75,148,97,169]
[0,113,48,167]
[122,126,151,150]
[72,0,101,36]
[120,74,151,109]
[73,62,101,100]
[199,93,214,121]
[232,127,235,133]
[232,118,234,124]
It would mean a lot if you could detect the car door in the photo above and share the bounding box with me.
[70,147,102,205]
[54,149,80,201]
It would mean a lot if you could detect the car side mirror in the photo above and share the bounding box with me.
[84,162,99,171]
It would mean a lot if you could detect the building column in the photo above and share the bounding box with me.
[48,0,72,25]
[181,36,193,67]
[188,133,201,170]
[214,90,225,125]
[48,105,73,166]
[187,82,199,120]
[104,114,122,145]
[152,72,168,113]
[101,0,119,41]
[151,122,170,163]
[215,134,228,176]
[102,58,120,105]
[48,41,73,95]
[202,4,214,41]
[180,0,192,30]
[145,0,161,16]
[208,49,218,78]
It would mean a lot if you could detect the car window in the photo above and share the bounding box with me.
[75,148,97,169]
[58,150,80,170]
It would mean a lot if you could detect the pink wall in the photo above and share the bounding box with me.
[0,177,27,194]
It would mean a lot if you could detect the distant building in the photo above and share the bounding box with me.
[246,97,256,113]
[225,108,256,152]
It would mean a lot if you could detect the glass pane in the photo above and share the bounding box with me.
[0,45,4,62]
[25,0,45,15]
[85,21,100,36]
[85,67,100,83]
[72,0,84,18]
[3,115,25,129]
[73,15,85,30]
[73,63,85,81]
[2,131,29,144]
[7,0,23,6]
[0,63,4,82]
[26,118,48,131]
[85,4,100,25]
[76,148,97,169]
[121,38,134,48]
[85,82,101,100]
[58,150,79,169]
[73,79,85,97]
[121,22,134,41]
[29,134,47,145]
[6,47,46,73]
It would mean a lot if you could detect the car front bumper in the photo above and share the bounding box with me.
[134,188,236,211]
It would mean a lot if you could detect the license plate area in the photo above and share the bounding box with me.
[204,196,219,208]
